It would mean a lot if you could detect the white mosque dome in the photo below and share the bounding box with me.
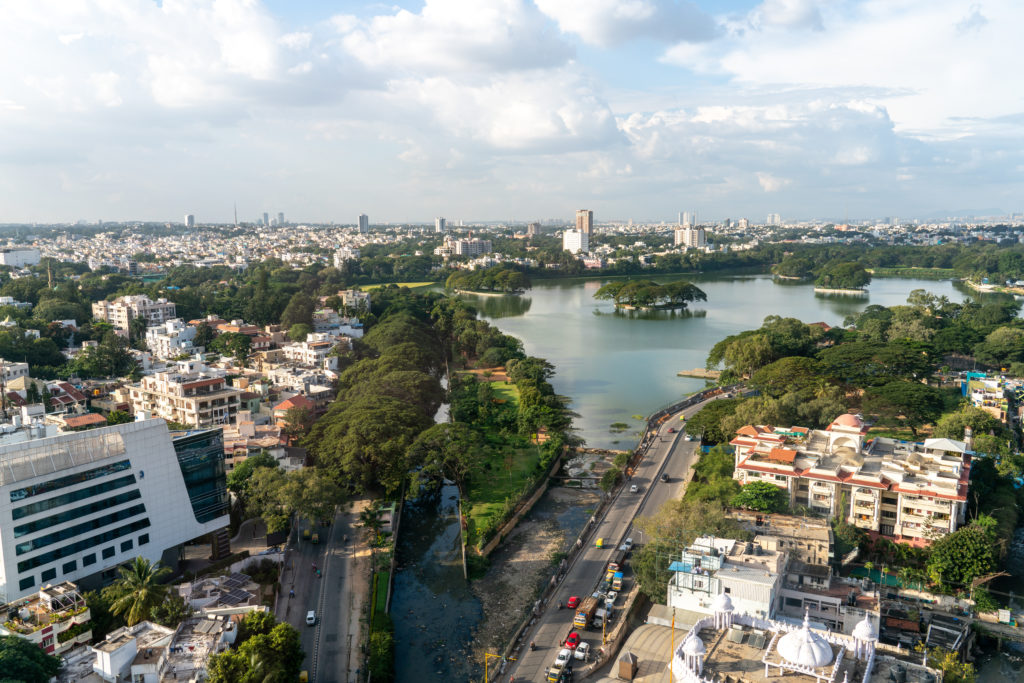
[682,632,706,656]
[852,615,878,642]
[777,614,834,668]
[711,592,734,613]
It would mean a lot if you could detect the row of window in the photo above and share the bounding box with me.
[16,505,147,556]
[17,533,150,593]
[10,459,131,503]
[17,519,151,573]
[12,474,137,520]
[14,489,142,537]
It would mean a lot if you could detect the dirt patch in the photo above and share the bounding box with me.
[469,486,601,659]
[561,450,628,485]
[460,367,510,382]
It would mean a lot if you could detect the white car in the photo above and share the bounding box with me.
[306,610,316,626]
[620,538,633,552]
[606,590,618,605]
[629,484,639,493]
[574,642,590,660]
[555,648,572,666]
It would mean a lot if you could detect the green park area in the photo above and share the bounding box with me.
[489,380,520,404]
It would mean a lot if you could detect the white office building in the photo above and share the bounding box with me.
[0,419,230,602]
[184,214,195,229]
[563,229,589,254]
[0,249,41,267]
[435,217,446,233]
[674,227,707,249]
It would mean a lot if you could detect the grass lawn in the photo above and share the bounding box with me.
[868,428,921,441]
[490,380,520,407]
[360,281,437,290]
[464,445,541,547]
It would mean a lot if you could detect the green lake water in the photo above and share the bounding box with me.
[467,274,986,449]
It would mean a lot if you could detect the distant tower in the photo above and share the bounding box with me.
[234,203,238,227]
[184,214,195,229]
[278,212,285,226]
[575,209,593,238]
[678,211,683,226]
[262,212,269,227]
[358,214,369,234]
[435,217,446,233]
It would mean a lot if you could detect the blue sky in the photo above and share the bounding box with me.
[0,0,1021,224]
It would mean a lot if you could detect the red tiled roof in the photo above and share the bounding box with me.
[63,413,107,428]
[767,448,797,463]
[6,392,25,407]
[183,378,223,390]
[274,394,314,411]
[56,382,87,401]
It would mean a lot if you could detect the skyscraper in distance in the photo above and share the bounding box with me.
[277,212,285,226]
[575,209,593,237]
[358,214,369,234]
[435,217,446,233]
[262,212,269,227]
[184,214,195,228]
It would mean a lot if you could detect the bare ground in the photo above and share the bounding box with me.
[469,486,601,660]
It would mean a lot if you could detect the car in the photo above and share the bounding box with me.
[574,642,590,660]
[565,632,581,650]
[667,427,676,433]
[566,596,580,609]
[684,434,693,441]
[606,590,618,605]
[555,648,572,666]
[547,662,564,682]
[661,473,670,482]
[621,538,633,552]
[305,611,316,626]
[629,484,639,493]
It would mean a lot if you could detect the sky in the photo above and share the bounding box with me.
[0,0,1022,224]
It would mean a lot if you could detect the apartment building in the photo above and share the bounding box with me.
[129,361,241,428]
[0,248,41,267]
[280,333,346,372]
[0,582,92,656]
[731,413,970,544]
[0,419,229,601]
[777,560,880,636]
[729,510,833,566]
[145,319,201,360]
[667,536,785,620]
[92,295,177,332]
[563,229,589,254]
[674,226,707,248]
[451,237,492,257]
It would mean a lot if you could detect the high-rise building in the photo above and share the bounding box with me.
[92,295,177,333]
[277,212,285,226]
[526,222,541,237]
[737,218,749,229]
[358,214,369,234]
[681,212,693,228]
[575,209,593,237]
[262,212,269,227]
[563,229,589,254]
[674,227,707,249]
[184,214,195,229]
[766,213,782,225]
[129,361,242,428]
[435,217,446,233]
[0,419,229,601]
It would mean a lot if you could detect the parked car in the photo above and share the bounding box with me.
[574,642,590,660]
[621,538,633,552]
[667,427,676,433]
[684,434,693,441]
[567,596,580,609]
[565,632,581,650]
[555,649,572,666]
[306,611,316,626]
[606,590,618,605]
[629,484,639,493]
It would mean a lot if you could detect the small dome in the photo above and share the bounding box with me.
[831,414,863,429]
[852,615,877,642]
[711,592,734,613]
[777,613,834,668]
[682,632,706,656]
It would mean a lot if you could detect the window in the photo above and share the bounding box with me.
[102,547,115,560]
[10,459,131,503]
[14,489,143,536]
[13,475,138,520]
[19,576,34,591]
[83,554,96,567]
[120,540,133,553]
[785,597,802,608]
[41,568,56,582]
[724,587,730,593]
[15,504,147,556]
[138,534,149,546]
[62,560,77,574]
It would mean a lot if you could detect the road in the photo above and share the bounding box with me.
[507,395,723,683]
[277,501,370,683]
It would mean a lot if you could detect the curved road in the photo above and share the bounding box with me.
[506,394,726,682]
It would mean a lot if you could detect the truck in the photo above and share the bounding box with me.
[574,596,599,629]
[612,572,623,591]
[593,607,608,629]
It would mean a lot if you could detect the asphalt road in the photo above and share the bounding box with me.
[507,395,722,682]
[278,504,367,683]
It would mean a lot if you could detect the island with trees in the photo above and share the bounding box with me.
[813,260,872,294]
[593,279,707,311]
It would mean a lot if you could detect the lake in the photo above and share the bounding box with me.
[467,274,984,449]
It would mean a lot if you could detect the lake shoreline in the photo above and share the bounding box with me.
[814,286,868,295]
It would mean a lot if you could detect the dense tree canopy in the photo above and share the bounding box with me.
[814,261,871,290]
[594,279,707,309]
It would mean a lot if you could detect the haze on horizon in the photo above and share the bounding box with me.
[0,0,1021,225]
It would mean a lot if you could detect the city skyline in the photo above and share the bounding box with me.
[0,1,1021,224]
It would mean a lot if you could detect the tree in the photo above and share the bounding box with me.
[280,291,316,329]
[282,406,314,442]
[600,466,622,492]
[106,556,172,626]
[106,409,133,425]
[730,481,788,513]
[405,422,483,494]
[926,515,999,591]
[150,593,193,628]
[0,635,62,683]
[287,323,312,342]
[814,261,871,290]
[683,398,741,444]
[194,321,216,348]
[210,332,251,365]
[750,356,823,398]
[932,405,1004,441]
[863,380,944,437]
[226,451,280,497]
[914,643,977,683]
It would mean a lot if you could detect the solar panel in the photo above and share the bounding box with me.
[749,633,766,649]
[223,573,250,589]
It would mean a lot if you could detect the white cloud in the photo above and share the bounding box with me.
[756,171,790,192]
[534,0,717,47]
[89,72,122,107]
[750,0,824,31]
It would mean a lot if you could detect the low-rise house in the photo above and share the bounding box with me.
[729,510,834,567]
[777,559,879,636]
[145,319,202,360]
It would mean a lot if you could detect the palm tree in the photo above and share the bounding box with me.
[109,557,172,626]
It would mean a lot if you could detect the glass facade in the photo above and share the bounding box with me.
[172,429,229,523]
[15,505,147,555]
[9,459,131,502]
[17,519,151,572]
[14,490,142,537]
